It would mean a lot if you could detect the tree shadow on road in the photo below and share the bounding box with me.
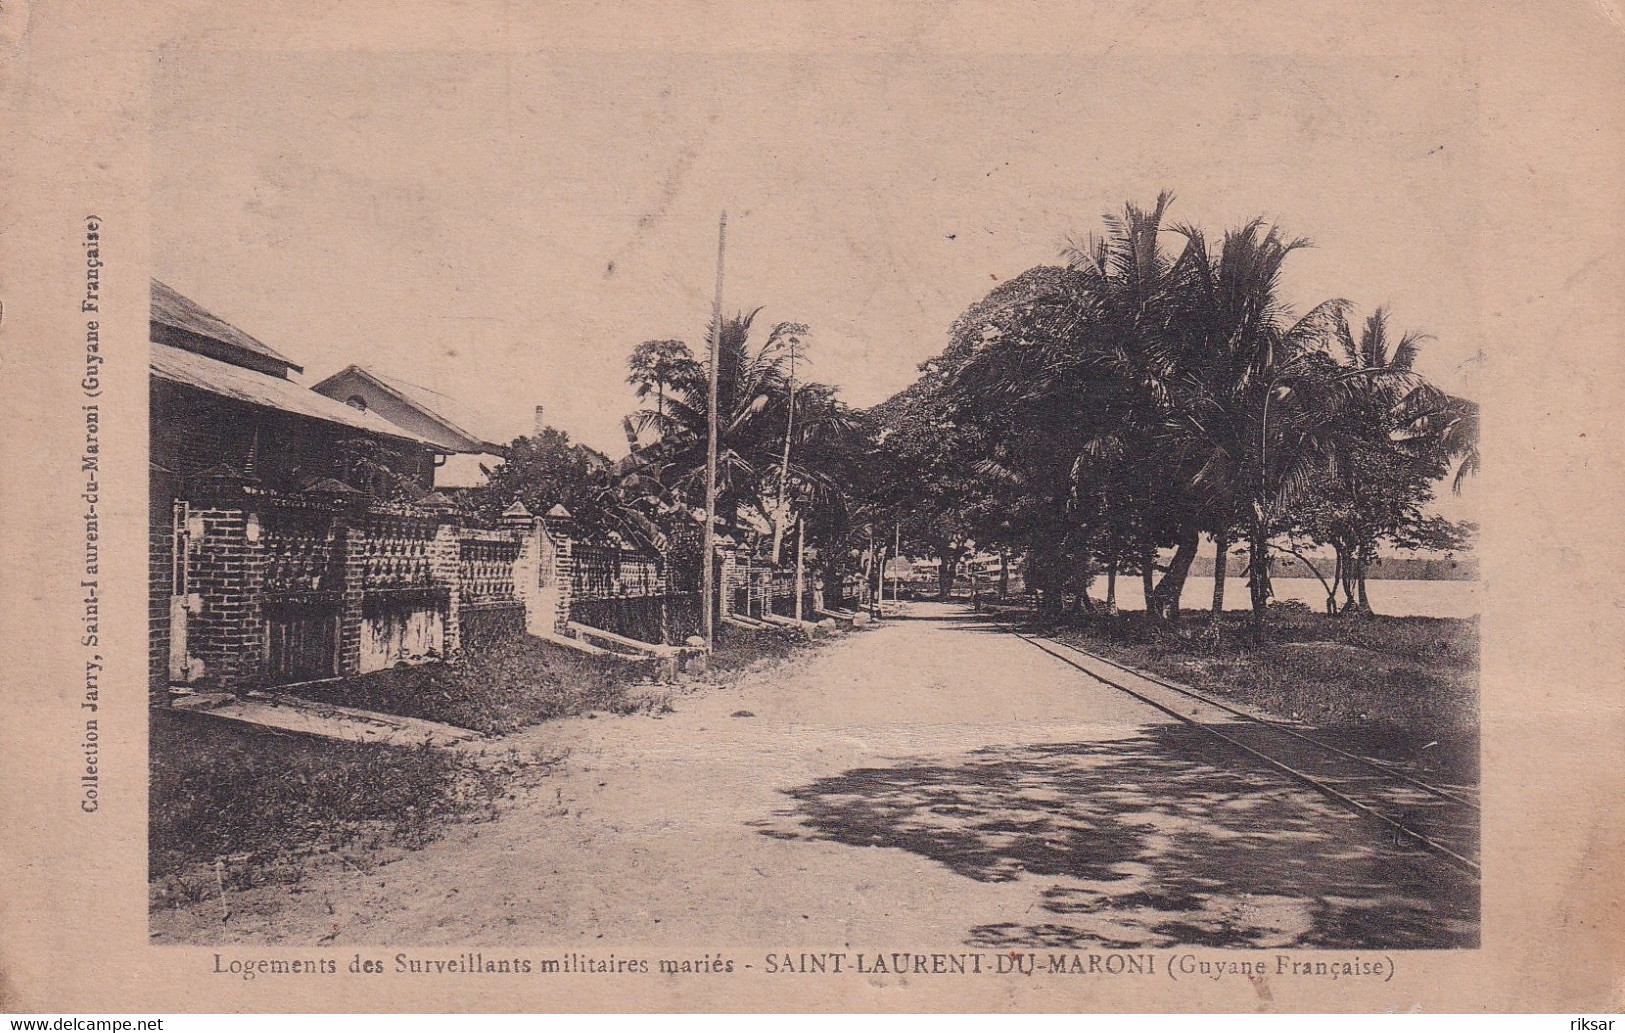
[754,725,1478,950]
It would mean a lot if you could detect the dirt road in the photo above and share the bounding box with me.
[152,603,1476,949]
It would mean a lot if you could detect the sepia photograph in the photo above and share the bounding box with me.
[3,0,1622,1017]
[146,50,1481,955]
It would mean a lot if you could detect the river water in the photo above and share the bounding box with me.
[1088,575,1480,619]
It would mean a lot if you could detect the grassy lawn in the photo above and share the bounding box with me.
[708,620,815,673]
[1044,604,1479,779]
[149,708,538,909]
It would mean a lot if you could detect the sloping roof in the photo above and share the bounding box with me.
[151,343,440,446]
[150,279,303,374]
[312,365,505,453]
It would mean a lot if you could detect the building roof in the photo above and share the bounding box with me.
[151,343,441,446]
[151,279,303,374]
[311,365,505,454]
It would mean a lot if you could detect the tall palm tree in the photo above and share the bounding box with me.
[1317,306,1439,611]
[629,310,849,535]
[1392,388,1479,494]
[1162,218,1349,640]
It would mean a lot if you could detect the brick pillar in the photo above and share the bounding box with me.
[187,503,268,690]
[542,505,575,634]
[718,541,739,617]
[336,515,367,677]
[431,517,462,658]
[506,504,542,635]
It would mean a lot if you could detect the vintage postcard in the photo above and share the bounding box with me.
[1,0,1621,1014]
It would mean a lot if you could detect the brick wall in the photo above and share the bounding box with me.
[148,471,180,699]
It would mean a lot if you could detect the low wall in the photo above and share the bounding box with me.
[459,600,527,655]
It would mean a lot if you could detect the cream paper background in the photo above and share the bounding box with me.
[1,0,1620,1012]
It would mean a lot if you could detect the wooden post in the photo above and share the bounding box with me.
[702,212,726,652]
[892,522,901,603]
[794,514,806,622]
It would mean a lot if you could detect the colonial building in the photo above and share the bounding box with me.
[311,365,508,488]
[150,280,441,495]
[148,280,526,698]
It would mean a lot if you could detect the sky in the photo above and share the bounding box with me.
[154,49,1482,516]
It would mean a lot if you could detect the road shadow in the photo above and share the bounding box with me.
[754,724,1478,950]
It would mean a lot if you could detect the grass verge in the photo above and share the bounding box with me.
[1045,603,1479,779]
[292,635,667,735]
[148,708,548,910]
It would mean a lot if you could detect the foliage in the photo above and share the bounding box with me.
[621,309,866,592]
[1055,611,1479,756]
[464,426,676,552]
[863,194,1478,639]
[293,634,656,735]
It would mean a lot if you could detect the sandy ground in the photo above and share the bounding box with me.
[150,602,1477,949]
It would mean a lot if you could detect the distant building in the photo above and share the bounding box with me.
[312,365,508,488]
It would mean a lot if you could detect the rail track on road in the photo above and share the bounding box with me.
[1012,629,1481,877]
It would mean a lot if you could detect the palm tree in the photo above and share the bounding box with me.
[1392,388,1479,494]
[629,310,850,536]
[1162,218,1350,641]
[1316,307,1439,612]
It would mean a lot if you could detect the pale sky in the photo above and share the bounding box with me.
[154,50,1481,516]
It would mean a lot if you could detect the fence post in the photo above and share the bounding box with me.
[429,510,462,659]
[503,501,541,638]
[718,539,739,618]
[336,513,366,678]
[541,504,576,634]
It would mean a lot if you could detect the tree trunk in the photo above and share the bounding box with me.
[1140,542,1156,614]
[1329,548,1344,614]
[1105,553,1119,615]
[1247,523,1270,645]
[1150,525,1201,621]
[1356,550,1373,614]
[936,543,956,602]
[1334,541,1357,613]
[998,550,1009,598]
[1210,528,1230,615]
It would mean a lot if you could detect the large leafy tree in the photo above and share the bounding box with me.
[466,427,674,552]
[626,339,701,422]
[861,372,996,601]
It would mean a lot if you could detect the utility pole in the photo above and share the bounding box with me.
[794,513,806,622]
[892,522,901,603]
[866,525,877,616]
[771,332,802,566]
[701,212,726,652]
